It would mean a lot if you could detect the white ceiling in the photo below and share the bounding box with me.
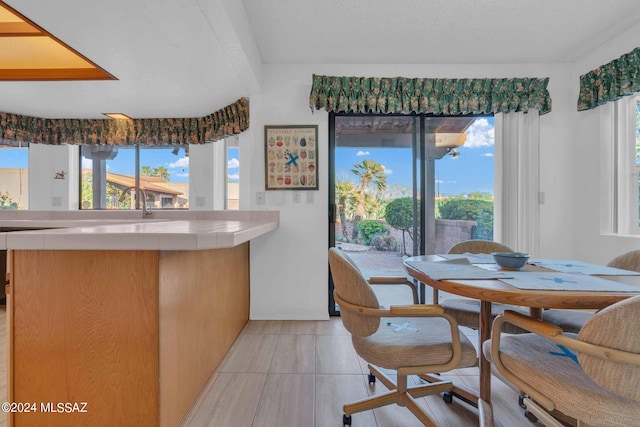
[1,0,639,119]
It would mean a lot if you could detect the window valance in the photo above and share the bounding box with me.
[577,47,640,111]
[309,74,551,115]
[0,97,249,145]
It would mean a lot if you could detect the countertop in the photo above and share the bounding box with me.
[0,210,279,250]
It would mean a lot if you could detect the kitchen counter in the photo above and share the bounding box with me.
[3,210,279,427]
[0,210,279,250]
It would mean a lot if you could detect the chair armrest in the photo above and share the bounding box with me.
[368,276,411,284]
[389,304,444,316]
[501,310,563,337]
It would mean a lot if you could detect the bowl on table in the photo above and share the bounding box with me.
[491,252,530,270]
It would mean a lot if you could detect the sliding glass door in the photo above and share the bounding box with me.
[328,113,494,315]
[328,113,424,315]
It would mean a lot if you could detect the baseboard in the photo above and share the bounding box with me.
[249,313,330,321]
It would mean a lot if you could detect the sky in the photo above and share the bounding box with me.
[335,117,495,196]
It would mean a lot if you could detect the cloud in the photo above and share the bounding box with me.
[464,118,494,148]
[81,157,92,169]
[228,157,239,169]
[356,150,370,156]
[169,157,189,168]
[436,179,443,183]
[381,164,392,175]
[481,153,494,157]
[228,174,239,181]
[175,172,189,178]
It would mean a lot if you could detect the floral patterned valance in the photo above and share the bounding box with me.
[309,74,551,115]
[0,97,249,145]
[577,47,640,111]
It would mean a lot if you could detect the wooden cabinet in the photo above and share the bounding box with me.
[9,244,249,427]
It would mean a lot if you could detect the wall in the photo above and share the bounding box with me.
[247,63,575,320]
[29,144,79,210]
[570,22,640,264]
[189,140,227,210]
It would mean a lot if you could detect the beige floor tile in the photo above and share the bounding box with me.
[251,374,314,427]
[365,375,432,427]
[218,334,278,373]
[186,373,266,427]
[315,374,376,427]
[315,318,349,335]
[316,335,362,374]
[269,335,315,374]
[243,320,283,335]
[279,320,316,335]
[455,374,543,427]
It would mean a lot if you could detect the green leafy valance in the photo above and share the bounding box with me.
[309,74,551,115]
[577,47,640,111]
[0,97,249,145]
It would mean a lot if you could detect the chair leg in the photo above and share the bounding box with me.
[368,364,396,390]
[522,398,564,427]
[418,373,480,407]
[343,389,400,415]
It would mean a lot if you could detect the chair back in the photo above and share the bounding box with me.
[578,295,640,401]
[607,249,640,272]
[448,239,513,254]
[328,248,380,337]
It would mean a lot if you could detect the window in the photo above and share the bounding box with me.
[80,145,189,210]
[601,94,640,235]
[0,141,29,209]
[227,141,239,210]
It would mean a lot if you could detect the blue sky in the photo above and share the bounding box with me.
[335,117,495,195]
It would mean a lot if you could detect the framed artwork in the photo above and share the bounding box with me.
[264,124,318,190]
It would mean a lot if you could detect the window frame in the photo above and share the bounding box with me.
[79,144,188,211]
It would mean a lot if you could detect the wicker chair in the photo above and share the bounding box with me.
[328,248,481,426]
[440,240,528,334]
[484,295,640,426]
[542,249,640,333]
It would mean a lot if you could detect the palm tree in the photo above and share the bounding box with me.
[335,180,356,242]
[351,159,387,241]
[141,165,170,181]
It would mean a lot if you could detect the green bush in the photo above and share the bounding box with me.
[384,197,413,231]
[357,221,387,245]
[438,198,494,240]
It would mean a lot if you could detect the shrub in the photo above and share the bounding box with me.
[370,234,397,252]
[438,198,494,240]
[357,221,387,245]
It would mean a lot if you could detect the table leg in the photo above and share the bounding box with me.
[479,301,493,403]
[529,307,542,320]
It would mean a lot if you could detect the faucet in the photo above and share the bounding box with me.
[118,186,152,218]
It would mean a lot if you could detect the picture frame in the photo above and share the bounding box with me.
[264,124,318,190]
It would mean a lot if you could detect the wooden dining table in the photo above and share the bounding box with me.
[403,255,640,412]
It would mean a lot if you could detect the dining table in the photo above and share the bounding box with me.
[403,254,640,415]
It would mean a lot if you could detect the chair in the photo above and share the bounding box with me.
[328,248,481,426]
[439,240,528,334]
[484,295,640,426]
[542,249,640,333]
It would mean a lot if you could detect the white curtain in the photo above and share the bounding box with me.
[599,96,639,235]
[494,109,540,255]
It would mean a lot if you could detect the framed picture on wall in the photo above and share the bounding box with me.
[264,124,318,190]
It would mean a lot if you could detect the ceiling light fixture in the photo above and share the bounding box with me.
[0,1,116,81]
[103,113,132,120]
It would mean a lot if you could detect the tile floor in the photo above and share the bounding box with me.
[180,286,544,427]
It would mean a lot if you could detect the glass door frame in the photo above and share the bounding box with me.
[328,112,426,315]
